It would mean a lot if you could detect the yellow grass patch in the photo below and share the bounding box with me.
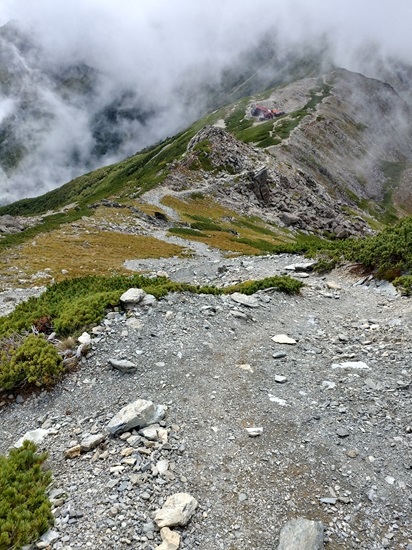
[0,227,184,285]
[162,195,291,254]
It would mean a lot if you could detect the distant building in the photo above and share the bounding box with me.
[252,104,285,119]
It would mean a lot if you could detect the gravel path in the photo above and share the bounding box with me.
[1,255,411,549]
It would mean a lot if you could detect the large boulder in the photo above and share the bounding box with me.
[107,399,166,436]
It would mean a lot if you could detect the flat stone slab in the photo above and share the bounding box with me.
[278,517,324,549]
[331,361,370,370]
[108,358,137,373]
[231,292,259,308]
[272,334,297,345]
[80,433,106,452]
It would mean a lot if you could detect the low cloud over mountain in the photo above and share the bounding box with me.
[0,0,411,203]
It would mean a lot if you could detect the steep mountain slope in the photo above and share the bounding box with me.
[0,21,328,204]
[1,68,412,288]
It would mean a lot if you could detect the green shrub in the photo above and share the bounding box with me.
[393,275,412,295]
[52,291,121,335]
[0,441,53,550]
[344,216,412,278]
[225,276,303,295]
[0,334,63,390]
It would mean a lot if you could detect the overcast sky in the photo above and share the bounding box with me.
[0,0,411,202]
[1,0,412,80]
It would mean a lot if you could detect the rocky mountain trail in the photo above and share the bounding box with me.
[1,255,411,549]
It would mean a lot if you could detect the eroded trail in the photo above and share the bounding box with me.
[1,259,411,550]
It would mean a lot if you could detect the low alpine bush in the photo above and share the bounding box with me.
[0,334,63,391]
[0,441,53,550]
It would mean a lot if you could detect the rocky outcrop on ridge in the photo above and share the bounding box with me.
[164,125,371,238]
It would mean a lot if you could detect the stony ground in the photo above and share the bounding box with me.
[1,254,412,550]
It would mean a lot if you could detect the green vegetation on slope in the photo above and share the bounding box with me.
[224,81,332,148]
[307,216,412,289]
[0,333,63,390]
[0,274,303,340]
[0,441,53,550]
[380,160,408,223]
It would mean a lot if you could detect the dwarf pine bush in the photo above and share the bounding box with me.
[0,441,53,550]
[0,334,63,391]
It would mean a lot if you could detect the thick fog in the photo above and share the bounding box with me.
[0,0,411,203]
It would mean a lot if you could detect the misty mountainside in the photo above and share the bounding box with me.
[0,20,330,204]
[1,65,412,289]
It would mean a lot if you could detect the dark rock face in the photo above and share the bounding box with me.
[249,167,272,205]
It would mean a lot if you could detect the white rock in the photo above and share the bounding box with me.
[78,332,91,345]
[120,288,146,305]
[107,399,166,436]
[13,428,49,448]
[157,459,169,475]
[237,363,254,373]
[331,361,370,370]
[155,527,181,550]
[154,493,198,528]
[322,380,336,390]
[139,424,168,442]
[284,261,316,272]
[272,334,297,345]
[268,395,288,406]
[231,292,259,308]
[245,427,263,437]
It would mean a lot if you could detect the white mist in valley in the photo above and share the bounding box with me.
[0,0,410,203]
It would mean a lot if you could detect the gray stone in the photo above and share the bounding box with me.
[278,517,324,549]
[108,358,137,373]
[120,288,146,305]
[336,427,350,438]
[36,530,60,548]
[141,293,157,306]
[154,493,198,528]
[231,292,259,308]
[319,497,337,505]
[273,351,287,359]
[126,318,144,330]
[107,399,166,436]
[80,432,106,452]
[281,212,300,226]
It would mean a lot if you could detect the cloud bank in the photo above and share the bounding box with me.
[0,0,411,203]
